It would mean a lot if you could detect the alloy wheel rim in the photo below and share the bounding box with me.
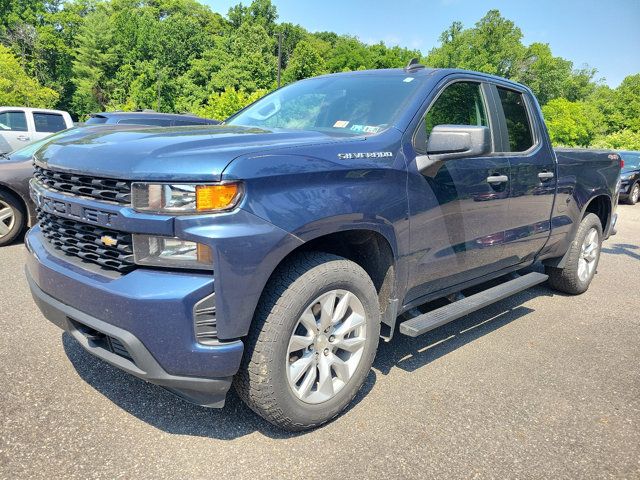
[632,184,639,203]
[0,200,15,238]
[286,289,367,404]
[577,227,599,282]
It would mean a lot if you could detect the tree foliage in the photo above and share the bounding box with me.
[542,98,603,147]
[0,1,637,148]
[0,43,58,106]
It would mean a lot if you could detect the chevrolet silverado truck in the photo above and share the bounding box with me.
[25,65,621,431]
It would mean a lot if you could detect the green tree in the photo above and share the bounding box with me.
[325,36,371,72]
[592,129,640,150]
[542,98,603,146]
[0,43,58,106]
[614,74,640,132]
[71,8,117,113]
[195,87,266,120]
[515,43,573,105]
[228,0,277,34]
[425,10,526,78]
[283,37,328,83]
[210,22,277,92]
[367,43,421,69]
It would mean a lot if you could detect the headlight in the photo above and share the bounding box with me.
[131,182,242,214]
[133,234,213,270]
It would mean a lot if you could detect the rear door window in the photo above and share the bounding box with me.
[34,112,67,133]
[496,87,534,152]
[0,111,28,131]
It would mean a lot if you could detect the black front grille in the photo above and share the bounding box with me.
[38,210,135,273]
[34,166,131,205]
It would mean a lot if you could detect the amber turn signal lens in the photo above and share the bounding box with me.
[196,243,213,264]
[195,184,239,211]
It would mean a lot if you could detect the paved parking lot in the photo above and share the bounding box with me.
[1,205,639,479]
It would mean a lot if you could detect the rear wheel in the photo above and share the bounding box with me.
[626,182,639,205]
[0,191,26,247]
[546,213,602,295]
[234,252,380,431]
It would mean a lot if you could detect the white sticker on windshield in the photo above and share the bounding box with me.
[404,77,414,82]
[333,120,349,128]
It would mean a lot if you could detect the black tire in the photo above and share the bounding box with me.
[234,251,380,431]
[625,182,639,205]
[545,213,603,295]
[0,190,26,247]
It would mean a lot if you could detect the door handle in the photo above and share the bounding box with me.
[486,175,509,184]
[538,171,554,181]
[16,135,30,141]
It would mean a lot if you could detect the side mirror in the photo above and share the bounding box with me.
[417,125,491,172]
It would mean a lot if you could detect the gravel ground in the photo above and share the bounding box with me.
[1,205,639,480]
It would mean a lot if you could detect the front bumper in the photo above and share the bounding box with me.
[25,227,244,407]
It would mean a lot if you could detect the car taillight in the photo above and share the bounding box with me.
[620,159,624,168]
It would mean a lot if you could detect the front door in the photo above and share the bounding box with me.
[405,80,511,303]
[0,110,31,153]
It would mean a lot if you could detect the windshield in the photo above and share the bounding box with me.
[621,152,640,171]
[227,74,424,135]
[7,128,76,162]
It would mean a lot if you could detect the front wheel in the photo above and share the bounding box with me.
[546,213,603,295]
[234,252,380,431]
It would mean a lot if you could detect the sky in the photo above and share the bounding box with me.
[201,0,640,87]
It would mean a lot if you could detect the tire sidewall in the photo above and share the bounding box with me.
[570,214,603,292]
[0,191,25,247]
[268,261,380,427]
[630,182,639,204]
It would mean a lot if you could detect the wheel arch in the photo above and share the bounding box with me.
[544,193,611,270]
[255,227,398,330]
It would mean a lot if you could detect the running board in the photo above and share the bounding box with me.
[399,272,548,337]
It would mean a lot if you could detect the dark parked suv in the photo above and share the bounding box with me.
[85,111,219,127]
[619,151,640,204]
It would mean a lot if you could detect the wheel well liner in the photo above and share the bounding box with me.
[264,229,396,320]
[583,194,611,232]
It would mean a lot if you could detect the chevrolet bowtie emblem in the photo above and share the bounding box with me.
[100,235,118,247]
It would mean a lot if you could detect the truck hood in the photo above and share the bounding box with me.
[34,125,364,181]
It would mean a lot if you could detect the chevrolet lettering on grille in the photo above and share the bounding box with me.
[33,191,118,227]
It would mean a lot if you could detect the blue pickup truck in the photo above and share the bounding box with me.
[25,65,620,430]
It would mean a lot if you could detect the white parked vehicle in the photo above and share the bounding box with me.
[0,107,73,153]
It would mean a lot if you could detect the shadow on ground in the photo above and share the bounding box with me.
[63,274,558,440]
[63,331,377,440]
[602,243,640,261]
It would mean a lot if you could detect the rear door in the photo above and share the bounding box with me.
[32,111,69,141]
[489,84,557,264]
[404,79,512,302]
[0,110,31,153]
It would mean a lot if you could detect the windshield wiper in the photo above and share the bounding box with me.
[0,152,10,160]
